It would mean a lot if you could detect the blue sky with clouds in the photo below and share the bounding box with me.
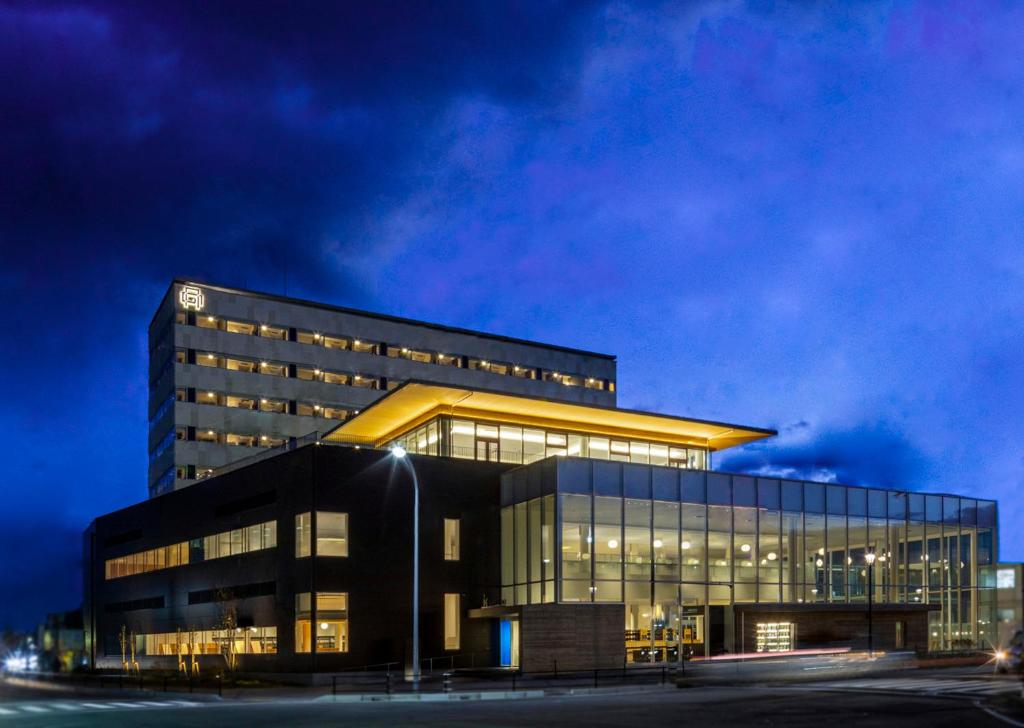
[1,1,1022,628]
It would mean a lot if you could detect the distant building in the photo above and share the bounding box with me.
[990,563,1024,645]
[149,280,616,496]
[38,609,84,672]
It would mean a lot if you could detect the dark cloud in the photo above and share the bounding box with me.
[717,422,933,492]
[0,0,603,629]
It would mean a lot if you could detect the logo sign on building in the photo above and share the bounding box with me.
[997,569,1016,589]
[178,285,205,312]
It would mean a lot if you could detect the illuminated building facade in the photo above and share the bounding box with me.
[148,280,616,496]
[86,380,998,672]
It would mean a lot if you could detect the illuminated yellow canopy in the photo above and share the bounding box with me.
[323,382,775,452]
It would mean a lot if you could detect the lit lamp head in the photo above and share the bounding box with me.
[392,445,407,459]
[865,552,877,565]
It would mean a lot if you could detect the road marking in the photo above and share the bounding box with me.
[50,703,79,710]
[0,707,16,716]
[19,705,50,713]
[79,702,115,709]
[806,677,1020,698]
[107,701,145,708]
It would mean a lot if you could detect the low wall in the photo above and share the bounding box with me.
[520,603,624,672]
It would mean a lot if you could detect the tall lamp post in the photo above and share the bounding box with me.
[392,445,420,688]
[865,551,876,657]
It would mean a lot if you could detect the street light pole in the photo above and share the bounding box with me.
[392,446,420,688]
[865,551,876,657]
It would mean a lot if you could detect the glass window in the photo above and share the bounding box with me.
[707,474,731,505]
[296,513,312,558]
[351,339,377,354]
[781,481,802,511]
[707,505,731,583]
[323,335,348,350]
[317,512,348,557]
[734,507,757,586]
[560,493,591,583]
[733,477,756,507]
[295,592,349,653]
[594,497,622,581]
[653,500,680,581]
[444,594,460,650]
[827,486,846,515]
[804,484,825,514]
[681,503,706,582]
[757,479,780,509]
[623,499,651,580]
[444,518,460,561]
[225,320,256,335]
[260,324,287,340]
[848,488,867,517]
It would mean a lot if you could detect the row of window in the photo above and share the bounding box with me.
[139,627,278,656]
[391,416,709,469]
[294,512,460,561]
[179,309,613,392]
[181,348,387,390]
[134,593,459,656]
[180,387,354,420]
[106,514,459,579]
[176,426,289,449]
[104,520,277,580]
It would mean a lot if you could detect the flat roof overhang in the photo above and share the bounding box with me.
[323,381,776,452]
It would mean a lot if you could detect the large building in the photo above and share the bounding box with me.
[149,280,617,496]
[85,378,998,672]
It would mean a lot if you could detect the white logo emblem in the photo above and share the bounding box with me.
[178,285,205,311]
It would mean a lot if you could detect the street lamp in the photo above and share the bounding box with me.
[391,445,420,688]
[865,551,877,657]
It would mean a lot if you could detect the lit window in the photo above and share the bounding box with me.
[351,339,377,354]
[224,320,256,335]
[323,335,348,350]
[444,594,460,650]
[322,370,350,386]
[295,592,348,653]
[295,513,312,558]
[317,512,349,557]
[444,519,460,561]
[259,398,287,413]
[260,324,287,340]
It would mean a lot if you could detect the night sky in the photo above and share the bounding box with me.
[2,1,1023,630]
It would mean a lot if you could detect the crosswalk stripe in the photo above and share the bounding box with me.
[51,703,79,711]
[19,706,49,713]
[107,702,144,708]
[79,703,115,709]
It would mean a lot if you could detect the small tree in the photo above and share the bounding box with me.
[215,593,239,673]
[118,625,128,674]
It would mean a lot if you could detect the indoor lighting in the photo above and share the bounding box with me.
[261,399,268,404]
[260,325,267,330]
[320,622,329,631]
[653,539,663,548]
[250,627,257,633]
[354,340,361,345]
[767,552,777,561]
[817,547,825,555]
[607,539,618,549]
[401,348,408,353]
[314,369,321,374]
[207,353,215,359]
[207,316,215,322]
[865,552,877,565]
[816,558,824,567]
[207,430,214,435]
[740,543,751,553]
[207,392,215,397]
[481,360,489,366]
[680,540,692,550]
[261,436,267,441]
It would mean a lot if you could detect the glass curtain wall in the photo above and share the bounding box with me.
[392,416,707,469]
[501,459,997,656]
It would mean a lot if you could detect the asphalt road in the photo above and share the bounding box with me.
[0,676,1017,727]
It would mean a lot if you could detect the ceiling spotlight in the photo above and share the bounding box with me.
[607,539,618,549]
[653,539,663,549]
[740,543,751,553]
